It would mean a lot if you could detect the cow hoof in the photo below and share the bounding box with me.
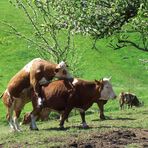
[59,126,65,130]
[100,116,106,120]
[16,128,22,132]
[100,118,106,121]
[81,123,89,129]
[30,126,39,131]
[82,125,89,129]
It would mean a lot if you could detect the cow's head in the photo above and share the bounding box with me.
[54,61,72,79]
[99,77,116,100]
[22,112,31,125]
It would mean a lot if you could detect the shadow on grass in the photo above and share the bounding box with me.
[43,125,94,131]
[43,127,70,131]
[92,116,136,122]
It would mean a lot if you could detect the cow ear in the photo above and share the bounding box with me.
[99,78,103,83]
[95,79,101,85]
[95,79,99,83]
[108,76,112,81]
[55,68,59,73]
[65,62,69,68]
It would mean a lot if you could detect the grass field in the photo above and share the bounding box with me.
[0,0,148,147]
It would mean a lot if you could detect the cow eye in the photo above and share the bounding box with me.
[55,68,59,73]
[63,69,67,75]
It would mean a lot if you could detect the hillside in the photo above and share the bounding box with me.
[0,1,148,147]
[0,0,148,116]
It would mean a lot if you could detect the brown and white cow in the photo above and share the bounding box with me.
[30,77,116,130]
[119,92,142,109]
[1,58,72,131]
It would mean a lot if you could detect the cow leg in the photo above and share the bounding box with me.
[59,112,68,122]
[120,103,123,110]
[30,107,42,130]
[59,107,72,129]
[13,110,22,132]
[79,112,89,128]
[7,101,16,131]
[30,114,38,130]
[120,102,124,110]
[128,103,132,109]
[30,70,43,107]
[97,101,105,120]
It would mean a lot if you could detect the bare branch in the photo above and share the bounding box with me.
[118,39,148,52]
[16,0,58,55]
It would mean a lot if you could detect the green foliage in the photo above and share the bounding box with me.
[110,0,148,51]
[44,0,140,36]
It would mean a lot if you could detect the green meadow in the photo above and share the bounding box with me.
[0,0,148,147]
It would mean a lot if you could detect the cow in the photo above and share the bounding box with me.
[22,108,50,125]
[119,92,142,109]
[1,58,72,131]
[22,100,108,125]
[29,77,116,130]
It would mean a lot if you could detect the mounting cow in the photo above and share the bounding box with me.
[1,58,72,131]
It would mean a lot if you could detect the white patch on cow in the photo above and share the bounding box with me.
[99,80,116,100]
[38,97,43,106]
[13,117,21,132]
[5,89,10,97]
[72,78,78,85]
[82,122,88,128]
[57,61,66,68]
[8,101,16,131]
[59,115,62,121]
[39,77,49,85]
[125,92,135,96]
[9,120,15,131]
[23,58,41,73]
[103,77,111,81]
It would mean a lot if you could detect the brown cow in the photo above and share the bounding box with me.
[119,92,142,109]
[22,108,50,125]
[22,100,108,125]
[1,58,72,131]
[30,77,116,130]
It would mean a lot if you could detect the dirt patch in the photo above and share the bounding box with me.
[67,129,148,148]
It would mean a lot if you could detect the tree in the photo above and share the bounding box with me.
[7,0,84,76]
[41,0,147,51]
[108,1,148,52]
[6,0,148,69]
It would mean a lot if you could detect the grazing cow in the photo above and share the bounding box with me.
[22,108,50,125]
[1,58,72,131]
[119,92,142,109]
[30,77,116,130]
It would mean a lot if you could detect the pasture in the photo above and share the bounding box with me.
[0,0,148,147]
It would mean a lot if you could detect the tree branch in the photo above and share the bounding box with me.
[118,39,148,52]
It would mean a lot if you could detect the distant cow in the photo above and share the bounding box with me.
[30,77,116,130]
[1,58,72,131]
[119,92,142,109]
